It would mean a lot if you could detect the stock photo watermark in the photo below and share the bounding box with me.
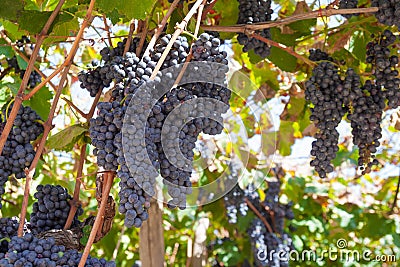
[257,238,397,264]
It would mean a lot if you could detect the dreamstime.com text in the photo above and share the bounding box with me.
[257,239,397,263]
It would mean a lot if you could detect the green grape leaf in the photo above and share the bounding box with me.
[18,11,74,35]
[0,38,14,58]
[278,121,295,156]
[16,55,28,70]
[270,28,296,47]
[106,8,123,25]
[96,0,157,20]
[267,46,298,72]
[167,9,184,34]
[80,225,92,246]
[352,31,367,62]
[361,213,395,238]
[46,124,88,151]
[0,85,12,107]
[214,0,239,39]
[0,19,26,41]
[261,131,277,157]
[280,97,306,122]
[44,17,79,45]
[0,0,24,21]
[24,86,52,120]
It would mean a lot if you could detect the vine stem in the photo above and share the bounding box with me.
[136,20,147,57]
[201,7,379,32]
[64,79,101,230]
[63,82,102,120]
[23,65,64,100]
[62,98,87,118]
[172,0,205,87]
[78,172,114,267]
[150,0,204,79]
[61,41,103,230]
[244,198,273,233]
[123,20,136,56]
[251,33,315,66]
[0,0,66,157]
[194,0,207,37]
[63,145,87,230]
[143,0,181,57]
[102,14,112,47]
[17,0,97,237]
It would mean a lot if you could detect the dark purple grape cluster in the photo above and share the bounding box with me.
[366,30,400,109]
[0,233,63,266]
[306,33,398,176]
[0,105,43,208]
[308,49,333,62]
[149,34,190,68]
[20,70,42,89]
[305,61,346,178]
[86,32,230,227]
[236,0,273,58]
[29,184,82,233]
[0,233,116,266]
[224,185,246,224]
[0,217,19,254]
[140,33,230,209]
[78,67,112,97]
[5,57,42,89]
[100,37,145,63]
[56,248,116,267]
[192,33,228,64]
[338,0,359,18]
[372,0,400,29]
[79,37,146,97]
[347,79,383,174]
[2,36,41,89]
[90,101,125,171]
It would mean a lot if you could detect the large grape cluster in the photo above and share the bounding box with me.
[0,105,43,208]
[89,54,157,228]
[0,234,116,266]
[306,30,399,177]
[372,0,400,29]
[56,248,116,267]
[305,61,346,178]
[348,79,383,173]
[142,33,229,209]
[86,32,230,227]
[118,86,156,227]
[29,184,83,233]
[236,0,273,58]
[366,30,400,108]
[338,0,359,18]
